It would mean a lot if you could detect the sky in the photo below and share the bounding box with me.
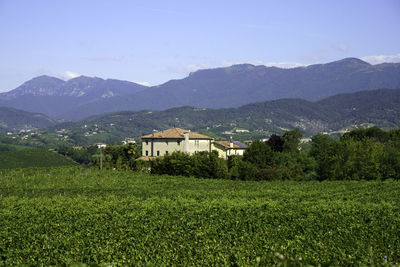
[0,0,399,92]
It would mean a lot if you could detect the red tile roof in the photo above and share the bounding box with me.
[141,128,213,140]
[214,141,246,149]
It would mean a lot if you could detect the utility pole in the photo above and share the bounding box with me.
[100,147,103,170]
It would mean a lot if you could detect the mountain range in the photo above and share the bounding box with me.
[0,76,147,117]
[1,57,400,121]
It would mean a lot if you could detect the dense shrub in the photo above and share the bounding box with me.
[193,151,229,179]
[151,151,228,179]
[151,151,194,176]
[57,145,98,165]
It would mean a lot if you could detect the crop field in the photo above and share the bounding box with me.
[0,150,77,169]
[0,167,399,265]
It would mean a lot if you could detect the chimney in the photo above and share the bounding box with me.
[183,132,189,153]
[230,141,233,148]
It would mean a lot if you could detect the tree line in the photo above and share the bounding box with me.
[150,127,400,181]
[57,143,141,170]
[57,126,400,181]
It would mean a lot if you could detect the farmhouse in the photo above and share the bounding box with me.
[95,142,107,148]
[212,141,248,159]
[140,128,213,158]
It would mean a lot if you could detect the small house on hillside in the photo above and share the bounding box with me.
[212,141,248,159]
[95,142,107,148]
[139,128,213,159]
[122,138,136,145]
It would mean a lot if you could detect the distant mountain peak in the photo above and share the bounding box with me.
[229,63,257,69]
[331,57,371,66]
[67,75,103,82]
[33,75,64,81]
[225,64,258,72]
[0,75,66,99]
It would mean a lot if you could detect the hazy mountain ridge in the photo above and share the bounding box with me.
[46,89,400,143]
[1,58,400,121]
[0,107,57,133]
[0,76,65,100]
[0,76,147,117]
[59,58,400,120]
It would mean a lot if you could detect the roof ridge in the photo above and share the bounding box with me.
[141,127,213,140]
[174,127,182,137]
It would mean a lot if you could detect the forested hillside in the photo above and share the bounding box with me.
[47,88,400,145]
[0,107,57,133]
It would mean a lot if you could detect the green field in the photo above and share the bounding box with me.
[0,150,77,169]
[0,143,35,151]
[0,167,399,265]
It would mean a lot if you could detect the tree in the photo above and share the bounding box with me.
[235,160,258,181]
[381,142,400,180]
[266,134,284,152]
[310,134,340,180]
[282,128,302,153]
[103,143,140,170]
[342,126,388,142]
[193,151,229,179]
[243,140,275,169]
[151,151,193,176]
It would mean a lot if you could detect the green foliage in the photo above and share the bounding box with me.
[57,145,98,165]
[240,130,315,181]
[133,158,150,173]
[0,144,15,152]
[151,151,229,179]
[266,134,284,152]
[151,151,194,176]
[0,167,400,265]
[243,140,274,168]
[57,143,140,170]
[51,126,400,182]
[0,150,77,169]
[282,127,303,153]
[310,134,341,180]
[310,128,400,180]
[233,160,259,180]
[193,151,229,179]
[341,126,389,142]
[380,143,400,180]
[103,143,140,170]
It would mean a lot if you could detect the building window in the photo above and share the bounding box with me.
[157,150,160,156]
[166,151,168,155]
[145,140,148,145]
[177,140,181,145]
[166,141,168,145]
[195,140,199,147]
[145,150,148,156]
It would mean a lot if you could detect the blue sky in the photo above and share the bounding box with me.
[0,0,399,92]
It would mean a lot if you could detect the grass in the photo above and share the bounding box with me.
[0,150,77,169]
[0,142,35,151]
[0,167,399,265]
